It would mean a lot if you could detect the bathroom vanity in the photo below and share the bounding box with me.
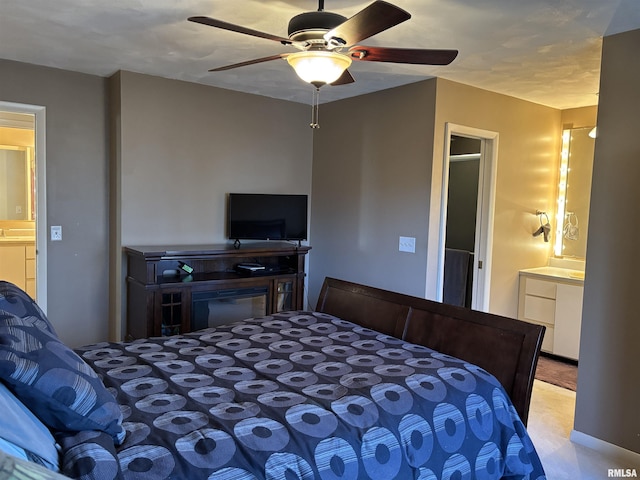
[515,120,593,362]
[0,231,36,297]
[517,267,584,360]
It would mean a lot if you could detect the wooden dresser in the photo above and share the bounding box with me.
[125,242,310,339]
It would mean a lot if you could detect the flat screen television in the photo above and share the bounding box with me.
[227,193,308,242]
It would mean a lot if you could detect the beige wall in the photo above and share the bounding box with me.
[431,79,561,316]
[574,28,640,454]
[0,127,34,146]
[561,105,597,128]
[110,71,313,337]
[310,78,562,318]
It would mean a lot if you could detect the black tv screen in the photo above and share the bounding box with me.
[227,193,308,241]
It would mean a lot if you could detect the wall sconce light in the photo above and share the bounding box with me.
[534,210,551,242]
[588,126,597,138]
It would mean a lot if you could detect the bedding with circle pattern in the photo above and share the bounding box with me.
[60,310,546,480]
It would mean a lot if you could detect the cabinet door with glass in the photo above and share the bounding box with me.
[274,277,296,312]
[155,287,190,336]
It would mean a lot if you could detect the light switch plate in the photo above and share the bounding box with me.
[399,236,416,253]
[51,225,62,241]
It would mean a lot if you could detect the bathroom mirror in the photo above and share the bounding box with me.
[0,145,34,221]
[555,126,595,259]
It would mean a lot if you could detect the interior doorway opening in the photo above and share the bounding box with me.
[0,102,47,312]
[442,135,481,308]
[434,123,498,312]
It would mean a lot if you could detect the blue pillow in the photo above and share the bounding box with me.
[0,283,125,446]
[0,382,60,471]
[0,281,56,335]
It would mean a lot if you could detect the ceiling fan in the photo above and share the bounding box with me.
[188,0,458,126]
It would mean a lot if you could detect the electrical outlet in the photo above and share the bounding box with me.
[399,236,416,253]
[51,225,62,241]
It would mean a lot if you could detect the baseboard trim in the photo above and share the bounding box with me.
[571,430,640,465]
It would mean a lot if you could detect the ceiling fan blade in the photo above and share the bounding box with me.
[331,69,355,86]
[348,45,459,65]
[324,1,410,47]
[208,54,290,72]
[189,16,293,45]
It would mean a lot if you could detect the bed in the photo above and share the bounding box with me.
[0,278,546,479]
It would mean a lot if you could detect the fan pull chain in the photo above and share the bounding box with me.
[310,87,320,129]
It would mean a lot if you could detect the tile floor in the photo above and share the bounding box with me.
[527,379,634,479]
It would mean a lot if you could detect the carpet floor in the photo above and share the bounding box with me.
[535,354,578,391]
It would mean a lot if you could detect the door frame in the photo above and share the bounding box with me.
[430,123,498,312]
[0,101,47,313]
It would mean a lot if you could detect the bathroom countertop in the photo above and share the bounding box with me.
[519,266,585,283]
[0,237,35,244]
[0,227,36,244]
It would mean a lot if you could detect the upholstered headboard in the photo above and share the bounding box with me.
[315,277,545,425]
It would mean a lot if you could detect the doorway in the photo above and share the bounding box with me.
[442,135,481,308]
[434,123,498,312]
[0,102,47,312]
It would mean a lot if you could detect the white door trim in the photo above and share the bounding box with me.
[0,101,47,313]
[430,123,498,312]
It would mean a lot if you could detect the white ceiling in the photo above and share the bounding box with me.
[1,0,639,109]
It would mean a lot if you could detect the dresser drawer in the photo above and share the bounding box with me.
[524,278,556,299]
[523,294,556,324]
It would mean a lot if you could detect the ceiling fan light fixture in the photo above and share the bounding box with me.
[287,51,352,86]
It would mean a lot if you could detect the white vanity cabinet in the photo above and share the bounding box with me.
[553,283,583,359]
[0,242,36,298]
[518,268,584,360]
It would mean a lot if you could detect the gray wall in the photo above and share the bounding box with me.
[1,61,312,347]
[310,78,561,318]
[0,59,110,347]
[309,80,438,304]
[113,71,312,246]
[574,28,640,454]
[110,71,312,338]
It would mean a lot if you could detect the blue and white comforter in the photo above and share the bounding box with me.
[64,311,546,479]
